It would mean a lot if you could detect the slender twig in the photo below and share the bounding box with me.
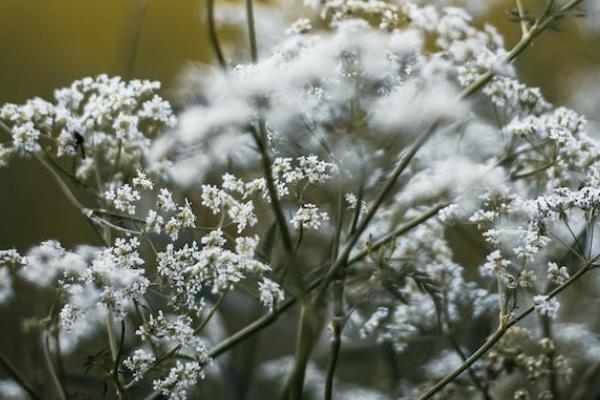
[442,296,493,400]
[347,204,446,266]
[417,261,593,400]
[43,331,67,400]
[250,124,304,293]
[324,191,345,400]
[0,351,43,400]
[122,0,150,79]
[324,274,345,400]
[540,314,559,399]
[106,315,126,400]
[515,0,529,37]
[195,289,229,333]
[206,0,227,69]
[245,0,258,63]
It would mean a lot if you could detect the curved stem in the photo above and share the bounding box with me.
[206,0,227,69]
[0,351,42,400]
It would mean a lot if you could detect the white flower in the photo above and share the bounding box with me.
[165,217,183,241]
[0,249,27,268]
[11,122,40,153]
[124,348,156,382]
[481,250,511,276]
[105,184,141,215]
[157,188,177,212]
[235,236,259,258]
[200,185,224,214]
[286,18,312,35]
[291,203,329,230]
[20,240,66,286]
[152,361,204,400]
[533,295,560,319]
[258,278,284,311]
[133,169,154,190]
[177,200,196,227]
[0,144,14,167]
[518,269,536,288]
[228,200,257,233]
[113,113,140,140]
[547,262,570,285]
[145,210,164,234]
[140,95,177,127]
[222,173,245,194]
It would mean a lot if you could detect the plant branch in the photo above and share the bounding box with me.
[207,204,442,358]
[43,331,67,400]
[206,0,227,69]
[417,261,593,400]
[0,351,42,400]
[245,0,258,63]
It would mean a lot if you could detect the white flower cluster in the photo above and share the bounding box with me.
[123,348,156,383]
[0,249,28,305]
[291,203,330,230]
[134,311,211,399]
[0,74,176,183]
[533,295,560,319]
[157,230,273,315]
[59,238,149,324]
[258,278,285,311]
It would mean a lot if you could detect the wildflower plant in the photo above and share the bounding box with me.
[0,0,598,399]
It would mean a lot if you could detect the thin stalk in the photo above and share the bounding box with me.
[446,334,493,400]
[122,0,150,79]
[250,124,304,293]
[245,0,258,63]
[540,314,559,399]
[0,351,43,400]
[515,0,529,37]
[417,261,593,400]
[206,0,227,69]
[324,275,344,400]
[324,190,346,400]
[43,332,67,400]
[442,296,493,400]
[347,204,446,266]
[106,315,126,400]
[284,306,317,400]
[195,289,229,333]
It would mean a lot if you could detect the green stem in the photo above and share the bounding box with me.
[206,0,227,69]
[0,351,43,400]
[417,261,593,400]
[245,0,258,63]
[43,332,67,400]
[106,315,126,400]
